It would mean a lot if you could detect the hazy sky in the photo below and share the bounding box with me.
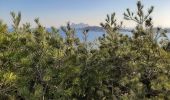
[0,0,170,28]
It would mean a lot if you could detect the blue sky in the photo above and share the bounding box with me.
[0,0,170,28]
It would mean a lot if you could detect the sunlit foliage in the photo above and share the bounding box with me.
[0,1,170,100]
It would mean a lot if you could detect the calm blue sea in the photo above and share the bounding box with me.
[73,30,132,41]
[9,28,170,41]
[71,30,170,42]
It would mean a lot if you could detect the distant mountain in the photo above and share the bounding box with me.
[68,23,104,32]
[80,26,104,32]
[70,23,89,29]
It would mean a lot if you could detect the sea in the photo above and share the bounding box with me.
[72,30,170,42]
[8,28,170,41]
[59,30,132,42]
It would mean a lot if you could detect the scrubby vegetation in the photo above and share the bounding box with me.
[1,1,170,100]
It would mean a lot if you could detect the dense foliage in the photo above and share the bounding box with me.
[1,1,170,100]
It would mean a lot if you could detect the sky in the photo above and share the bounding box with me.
[0,0,170,28]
